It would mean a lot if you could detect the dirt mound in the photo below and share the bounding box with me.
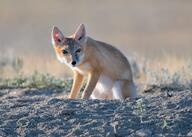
[0,88,192,137]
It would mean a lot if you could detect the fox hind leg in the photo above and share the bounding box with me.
[112,81,124,99]
[112,80,137,99]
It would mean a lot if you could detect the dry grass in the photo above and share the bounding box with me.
[0,54,72,79]
[130,55,192,85]
[0,53,191,91]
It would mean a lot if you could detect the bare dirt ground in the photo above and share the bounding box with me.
[0,86,192,137]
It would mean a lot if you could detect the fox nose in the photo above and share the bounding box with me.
[71,61,76,66]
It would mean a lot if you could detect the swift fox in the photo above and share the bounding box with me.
[51,24,137,99]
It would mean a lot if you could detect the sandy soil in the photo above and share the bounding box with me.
[0,87,192,137]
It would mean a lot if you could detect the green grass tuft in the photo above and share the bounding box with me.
[0,71,72,89]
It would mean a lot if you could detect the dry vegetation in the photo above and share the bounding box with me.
[0,53,191,94]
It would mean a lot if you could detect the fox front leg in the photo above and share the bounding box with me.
[81,71,100,99]
[69,71,84,99]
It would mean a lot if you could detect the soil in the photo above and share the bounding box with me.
[0,86,192,137]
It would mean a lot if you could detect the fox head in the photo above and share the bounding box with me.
[51,24,87,67]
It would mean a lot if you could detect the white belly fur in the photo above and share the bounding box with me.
[91,75,114,99]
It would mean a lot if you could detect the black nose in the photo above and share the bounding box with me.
[71,61,76,66]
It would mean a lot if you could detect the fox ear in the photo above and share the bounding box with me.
[74,24,87,43]
[52,26,65,46]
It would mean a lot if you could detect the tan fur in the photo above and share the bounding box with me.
[51,24,137,99]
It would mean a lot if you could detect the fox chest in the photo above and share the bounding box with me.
[74,63,91,75]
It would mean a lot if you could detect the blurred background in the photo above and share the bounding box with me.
[0,0,192,84]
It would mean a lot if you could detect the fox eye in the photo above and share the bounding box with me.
[62,50,68,55]
[76,49,81,53]
[57,38,61,43]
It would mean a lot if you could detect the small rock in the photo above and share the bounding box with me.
[187,130,192,137]
[135,129,152,137]
[17,117,30,128]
